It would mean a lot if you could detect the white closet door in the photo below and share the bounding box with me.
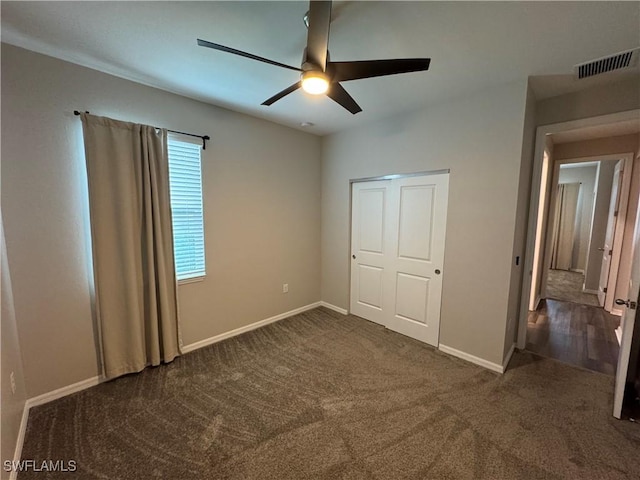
[350,173,449,347]
[385,174,449,346]
[350,180,391,325]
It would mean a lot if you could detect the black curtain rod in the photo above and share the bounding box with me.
[74,110,210,150]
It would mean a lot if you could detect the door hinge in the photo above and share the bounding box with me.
[603,287,608,293]
[631,301,638,310]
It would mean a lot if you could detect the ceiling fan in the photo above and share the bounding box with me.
[197,1,431,114]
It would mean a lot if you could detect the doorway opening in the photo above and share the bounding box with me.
[529,156,633,374]
[519,111,640,380]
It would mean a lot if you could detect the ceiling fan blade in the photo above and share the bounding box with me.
[261,82,302,106]
[326,82,362,114]
[305,1,332,70]
[330,58,431,82]
[197,39,302,72]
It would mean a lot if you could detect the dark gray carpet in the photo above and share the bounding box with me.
[547,269,600,306]
[20,307,640,479]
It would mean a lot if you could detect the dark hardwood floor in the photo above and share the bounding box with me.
[526,299,620,376]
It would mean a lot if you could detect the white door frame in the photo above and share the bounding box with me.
[517,109,640,350]
[605,155,634,315]
[347,169,450,315]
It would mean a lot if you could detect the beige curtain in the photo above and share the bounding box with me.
[81,113,181,379]
[550,182,580,271]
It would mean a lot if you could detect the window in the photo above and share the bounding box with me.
[167,137,205,281]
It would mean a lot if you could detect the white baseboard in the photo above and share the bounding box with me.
[27,375,103,409]
[582,288,598,295]
[439,344,505,374]
[319,301,348,315]
[611,307,623,317]
[11,375,103,476]
[503,342,516,372]
[181,301,322,354]
[615,326,623,345]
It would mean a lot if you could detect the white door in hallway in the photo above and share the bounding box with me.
[350,173,449,346]
[598,160,622,307]
[613,184,640,418]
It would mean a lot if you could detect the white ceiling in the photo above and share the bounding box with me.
[2,1,639,136]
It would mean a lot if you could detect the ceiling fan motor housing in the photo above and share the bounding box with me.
[301,47,329,73]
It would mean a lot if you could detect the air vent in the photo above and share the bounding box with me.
[575,49,638,79]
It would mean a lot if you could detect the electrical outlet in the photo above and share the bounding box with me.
[10,372,16,395]
[282,283,289,294]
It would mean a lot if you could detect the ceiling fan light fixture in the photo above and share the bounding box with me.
[301,71,329,95]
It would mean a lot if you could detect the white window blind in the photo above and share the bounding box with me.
[167,138,205,281]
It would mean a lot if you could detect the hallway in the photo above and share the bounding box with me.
[526,299,620,375]
[546,269,600,306]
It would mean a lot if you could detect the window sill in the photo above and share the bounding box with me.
[177,275,206,286]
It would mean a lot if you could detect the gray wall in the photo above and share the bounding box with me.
[1,44,322,397]
[537,77,640,127]
[1,217,27,479]
[555,134,640,160]
[320,79,528,366]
